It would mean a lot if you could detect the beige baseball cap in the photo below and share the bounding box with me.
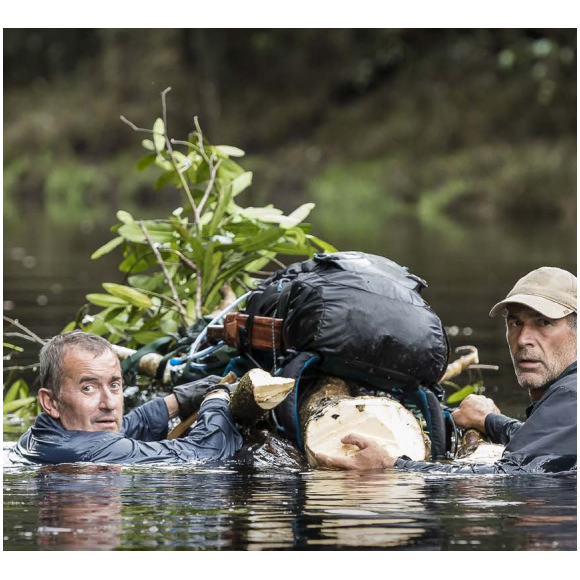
[489,267,577,319]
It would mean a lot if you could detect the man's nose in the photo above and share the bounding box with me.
[517,324,537,348]
[99,388,118,410]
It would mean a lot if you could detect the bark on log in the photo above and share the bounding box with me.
[300,376,430,467]
[456,428,505,464]
[169,369,295,439]
[230,368,295,426]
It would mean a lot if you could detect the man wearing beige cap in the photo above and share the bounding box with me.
[316,267,577,474]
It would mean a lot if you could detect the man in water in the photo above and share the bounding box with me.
[316,267,577,474]
[14,330,243,464]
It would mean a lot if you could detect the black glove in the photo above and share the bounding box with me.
[173,375,225,420]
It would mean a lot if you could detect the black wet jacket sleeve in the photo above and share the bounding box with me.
[484,413,524,445]
[14,398,243,465]
[121,398,170,441]
[394,363,577,475]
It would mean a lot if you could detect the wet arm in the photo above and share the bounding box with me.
[484,413,524,445]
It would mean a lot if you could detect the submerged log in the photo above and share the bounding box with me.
[456,428,505,464]
[300,376,429,467]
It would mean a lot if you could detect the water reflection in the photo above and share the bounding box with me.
[2,457,576,550]
[35,464,123,550]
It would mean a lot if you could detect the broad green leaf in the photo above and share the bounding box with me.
[132,331,166,345]
[4,380,28,403]
[142,139,155,151]
[128,272,166,292]
[137,153,157,171]
[117,210,134,224]
[153,118,166,152]
[240,206,283,221]
[61,321,76,333]
[103,283,153,309]
[277,203,315,229]
[86,293,128,308]
[245,253,275,273]
[208,187,233,237]
[237,227,284,253]
[230,171,252,197]
[4,397,36,414]
[91,236,124,260]
[3,343,23,353]
[306,234,338,253]
[118,221,174,244]
[214,145,245,157]
[446,384,477,405]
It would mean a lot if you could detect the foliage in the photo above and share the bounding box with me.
[68,92,337,347]
[444,380,484,405]
[3,379,40,435]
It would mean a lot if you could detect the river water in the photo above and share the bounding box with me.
[3,209,577,550]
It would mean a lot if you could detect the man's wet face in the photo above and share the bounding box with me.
[53,349,124,432]
[506,305,577,393]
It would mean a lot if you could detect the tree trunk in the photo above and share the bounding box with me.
[299,376,430,467]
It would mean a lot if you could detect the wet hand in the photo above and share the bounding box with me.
[452,394,500,433]
[315,433,397,470]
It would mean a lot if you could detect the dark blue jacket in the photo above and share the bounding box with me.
[395,362,577,474]
[13,397,243,465]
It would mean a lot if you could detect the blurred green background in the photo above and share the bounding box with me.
[3,29,577,414]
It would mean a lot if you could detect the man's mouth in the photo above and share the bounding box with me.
[517,358,543,371]
[94,417,117,427]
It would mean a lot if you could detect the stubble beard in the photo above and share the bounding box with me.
[511,339,576,392]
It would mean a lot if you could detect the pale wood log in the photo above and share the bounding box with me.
[300,376,430,467]
[230,368,295,426]
[111,344,173,384]
[439,346,479,383]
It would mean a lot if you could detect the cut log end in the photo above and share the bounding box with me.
[304,396,429,467]
[230,368,295,426]
[245,368,295,410]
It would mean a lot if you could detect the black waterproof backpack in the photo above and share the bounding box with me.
[241,252,450,456]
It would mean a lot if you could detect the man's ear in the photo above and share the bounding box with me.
[38,388,60,419]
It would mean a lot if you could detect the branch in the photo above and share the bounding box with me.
[138,221,190,327]
[161,86,171,135]
[3,332,43,344]
[3,363,40,372]
[119,116,154,134]
[3,316,46,346]
[197,158,222,216]
[167,249,203,320]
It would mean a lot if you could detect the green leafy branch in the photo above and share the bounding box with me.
[68,88,337,347]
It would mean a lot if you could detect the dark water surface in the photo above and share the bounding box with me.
[3,449,576,551]
[3,210,577,550]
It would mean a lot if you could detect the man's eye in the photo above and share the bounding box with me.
[82,385,95,393]
[538,318,552,327]
[111,382,122,390]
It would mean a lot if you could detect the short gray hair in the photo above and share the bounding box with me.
[39,331,117,399]
[568,313,577,329]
